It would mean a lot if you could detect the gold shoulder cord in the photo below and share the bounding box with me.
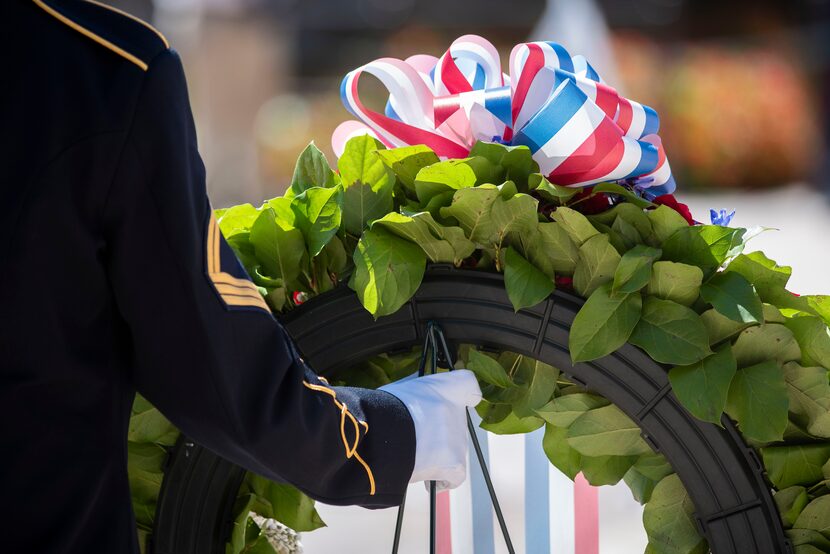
[32,0,168,71]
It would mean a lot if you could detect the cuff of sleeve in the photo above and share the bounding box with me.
[331,386,417,508]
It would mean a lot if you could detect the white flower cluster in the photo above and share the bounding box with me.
[250,513,303,554]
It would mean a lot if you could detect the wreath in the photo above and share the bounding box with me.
[127,36,830,554]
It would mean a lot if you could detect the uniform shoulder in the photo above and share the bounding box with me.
[32,0,169,71]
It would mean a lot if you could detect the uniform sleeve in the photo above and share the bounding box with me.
[102,48,415,508]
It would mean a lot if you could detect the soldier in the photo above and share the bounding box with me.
[0,1,482,552]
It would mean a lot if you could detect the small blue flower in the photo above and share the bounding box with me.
[710,208,735,226]
[490,135,511,145]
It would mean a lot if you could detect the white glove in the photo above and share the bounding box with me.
[379,369,482,490]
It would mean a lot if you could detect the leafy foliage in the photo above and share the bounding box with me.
[127,137,830,554]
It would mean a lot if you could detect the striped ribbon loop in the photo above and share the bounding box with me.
[335,34,676,192]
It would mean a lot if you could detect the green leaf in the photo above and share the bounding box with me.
[470,141,538,186]
[661,225,746,275]
[764,303,787,323]
[350,227,426,319]
[592,182,656,209]
[476,399,512,426]
[512,359,559,417]
[463,155,501,185]
[497,180,517,199]
[522,222,579,277]
[225,233,261,277]
[623,453,674,504]
[321,234,348,274]
[669,344,737,425]
[542,402,639,487]
[542,423,583,479]
[264,196,296,228]
[646,261,703,307]
[573,234,622,297]
[785,316,830,368]
[647,205,689,245]
[581,454,640,486]
[629,297,712,365]
[227,493,258,554]
[552,206,600,246]
[725,251,792,301]
[338,135,394,235]
[480,411,544,434]
[536,393,610,427]
[700,271,764,324]
[761,444,830,489]
[700,308,752,346]
[787,529,830,552]
[732,323,801,368]
[127,441,167,528]
[439,186,500,245]
[468,349,513,388]
[290,186,343,257]
[129,394,179,446]
[612,215,644,250]
[217,203,260,238]
[376,144,440,194]
[569,282,643,362]
[726,360,789,443]
[775,486,810,529]
[414,159,478,204]
[503,246,555,312]
[136,527,152,554]
[794,496,830,537]
[528,173,578,202]
[783,361,830,438]
[372,212,474,264]
[613,245,662,294]
[250,208,306,283]
[490,193,539,248]
[806,295,830,326]
[599,203,653,240]
[289,142,337,196]
[566,404,652,457]
[643,474,708,554]
[244,475,326,532]
[419,190,458,225]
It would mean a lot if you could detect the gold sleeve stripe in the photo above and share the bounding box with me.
[82,0,170,48]
[209,215,221,274]
[207,213,270,312]
[214,284,264,301]
[33,0,149,71]
[303,380,376,495]
[216,295,270,309]
[211,272,261,289]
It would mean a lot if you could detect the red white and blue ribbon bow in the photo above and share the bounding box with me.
[333,35,676,195]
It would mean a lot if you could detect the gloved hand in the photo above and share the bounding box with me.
[379,370,482,490]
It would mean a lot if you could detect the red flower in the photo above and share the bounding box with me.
[569,188,613,215]
[652,194,695,225]
[555,276,574,289]
[292,291,308,305]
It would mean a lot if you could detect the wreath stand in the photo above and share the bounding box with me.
[390,321,515,554]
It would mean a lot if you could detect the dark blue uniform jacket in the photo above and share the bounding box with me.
[0,1,416,552]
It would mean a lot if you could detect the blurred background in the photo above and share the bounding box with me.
[108,0,830,208]
[103,0,830,551]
